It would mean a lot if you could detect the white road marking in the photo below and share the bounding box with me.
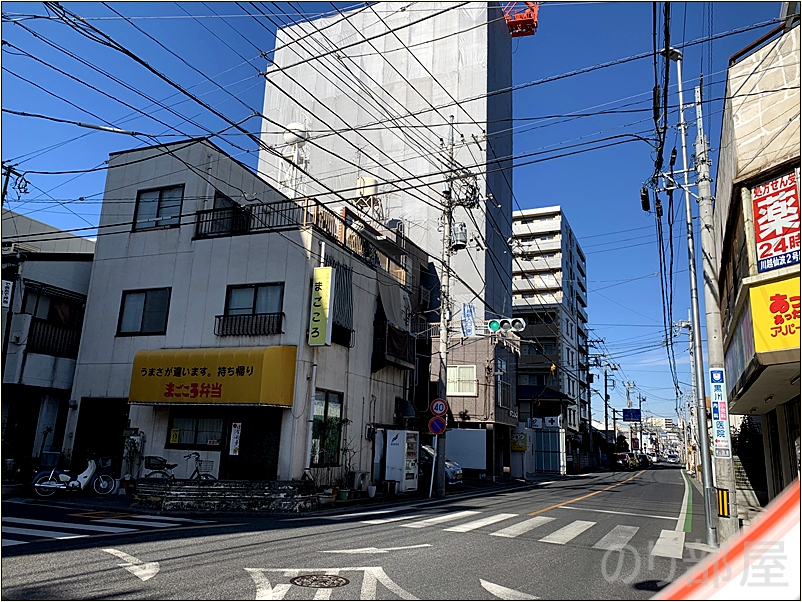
[592,525,639,551]
[685,541,716,553]
[403,510,481,529]
[444,513,518,532]
[2,539,27,546]
[95,518,182,528]
[676,470,690,532]
[480,579,539,600]
[325,506,414,520]
[651,529,686,559]
[129,514,208,523]
[361,515,426,525]
[102,548,160,581]
[245,567,418,600]
[491,516,555,538]
[538,520,596,545]
[538,481,555,486]
[3,517,134,533]
[1,526,86,540]
[320,544,432,554]
[558,506,677,520]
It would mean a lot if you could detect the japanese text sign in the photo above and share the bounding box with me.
[1,280,12,308]
[709,368,732,458]
[752,172,800,273]
[749,275,801,353]
[308,266,334,346]
[129,346,296,406]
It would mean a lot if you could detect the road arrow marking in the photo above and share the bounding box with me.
[480,579,539,600]
[102,548,159,581]
[319,544,432,554]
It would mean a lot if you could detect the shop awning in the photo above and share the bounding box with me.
[129,346,297,406]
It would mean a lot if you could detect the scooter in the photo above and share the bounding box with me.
[31,453,116,497]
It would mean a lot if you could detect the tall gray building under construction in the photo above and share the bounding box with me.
[258,2,513,321]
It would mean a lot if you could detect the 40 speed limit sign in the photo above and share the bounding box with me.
[430,398,448,416]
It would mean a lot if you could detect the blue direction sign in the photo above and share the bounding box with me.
[429,416,447,435]
[622,409,641,422]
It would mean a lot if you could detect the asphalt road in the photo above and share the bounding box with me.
[1,465,710,600]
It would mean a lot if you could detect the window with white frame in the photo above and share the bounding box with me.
[447,365,477,396]
[134,184,184,230]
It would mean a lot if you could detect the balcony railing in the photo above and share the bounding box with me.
[27,318,81,359]
[195,198,409,289]
[214,312,284,336]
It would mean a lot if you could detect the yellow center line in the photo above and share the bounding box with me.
[528,470,645,516]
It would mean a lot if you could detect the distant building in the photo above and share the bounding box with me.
[2,210,94,478]
[510,206,589,468]
[713,14,800,502]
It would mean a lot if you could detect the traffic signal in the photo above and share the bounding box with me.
[487,317,526,332]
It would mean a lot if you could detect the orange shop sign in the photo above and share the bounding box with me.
[749,276,801,353]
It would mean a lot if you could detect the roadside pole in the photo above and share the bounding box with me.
[435,116,456,499]
[695,86,739,542]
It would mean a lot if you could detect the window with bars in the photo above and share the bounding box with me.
[134,185,184,230]
[447,365,477,396]
[167,415,224,448]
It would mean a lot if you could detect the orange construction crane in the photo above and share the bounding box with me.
[503,2,540,38]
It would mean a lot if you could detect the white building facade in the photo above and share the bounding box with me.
[256,2,513,322]
[62,139,425,486]
[510,207,590,463]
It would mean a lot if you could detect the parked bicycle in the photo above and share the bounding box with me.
[139,452,216,480]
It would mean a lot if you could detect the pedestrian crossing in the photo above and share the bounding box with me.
[352,509,687,558]
[1,514,210,547]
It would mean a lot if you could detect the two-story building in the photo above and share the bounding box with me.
[2,210,94,479]
[61,138,428,488]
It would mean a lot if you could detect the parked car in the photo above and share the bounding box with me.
[648,453,659,464]
[666,453,680,464]
[611,452,632,471]
[627,452,640,469]
[636,453,650,467]
[419,445,463,486]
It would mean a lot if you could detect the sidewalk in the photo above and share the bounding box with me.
[2,472,597,517]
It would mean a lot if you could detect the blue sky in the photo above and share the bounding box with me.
[1,2,784,422]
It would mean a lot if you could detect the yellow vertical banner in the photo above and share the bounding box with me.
[308,266,335,346]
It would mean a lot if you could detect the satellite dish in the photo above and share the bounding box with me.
[283,122,307,146]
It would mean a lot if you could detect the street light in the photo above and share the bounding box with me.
[661,46,716,548]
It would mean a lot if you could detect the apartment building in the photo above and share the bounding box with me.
[60,138,429,486]
[713,16,800,501]
[2,210,94,479]
[510,206,589,468]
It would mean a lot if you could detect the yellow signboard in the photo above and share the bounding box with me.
[749,275,800,353]
[129,346,297,405]
[308,266,335,346]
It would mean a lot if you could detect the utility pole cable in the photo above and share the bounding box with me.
[695,85,739,542]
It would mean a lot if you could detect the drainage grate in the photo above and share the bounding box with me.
[290,575,350,589]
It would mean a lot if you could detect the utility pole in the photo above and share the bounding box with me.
[668,48,716,547]
[611,408,619,450]
[695,86,739,542]
[435,116,456,498]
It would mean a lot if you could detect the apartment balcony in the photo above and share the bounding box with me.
[194,198,409,290]
[576,302,588,322]
[576,286,587,308]
[27,318,81,359]
[516,237,562,253]
[214,312,284,336]
[512,219,561,237]
[514,291,562,306]
[513,274,561,293]
[511,256,562,274]
[372,322,415,371]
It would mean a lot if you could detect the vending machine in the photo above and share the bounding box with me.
[385,429,419,492]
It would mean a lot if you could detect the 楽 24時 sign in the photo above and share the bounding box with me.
[752,171,800,273]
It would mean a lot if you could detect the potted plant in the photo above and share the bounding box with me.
[366,480,377,498]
